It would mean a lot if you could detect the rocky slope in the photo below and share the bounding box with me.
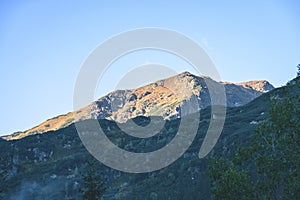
[3,72,274,140]
[1,76,296,200]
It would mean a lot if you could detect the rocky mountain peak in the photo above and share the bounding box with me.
[237,80,275,93]
[3,72,275,140]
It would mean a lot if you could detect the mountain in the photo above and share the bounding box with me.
[3,72,274,140]
[1,75,295,200]
[208,80,300,199]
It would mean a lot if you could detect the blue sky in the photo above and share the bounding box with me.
[0,0,299,135]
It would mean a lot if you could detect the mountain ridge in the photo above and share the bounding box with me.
[3,71,274,140]
[1,75,296,199]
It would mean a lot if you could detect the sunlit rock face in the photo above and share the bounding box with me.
[4,72,274,140]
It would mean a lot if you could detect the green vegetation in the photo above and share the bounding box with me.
[80,160,106,200]
[0,139,11,199]
[209,75,300,199]
[0,157,7,198]
[0,68,299,199]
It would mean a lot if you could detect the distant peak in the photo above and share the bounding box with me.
[3,71,276,140]
[179,71,193,76]
[237,80,275,93]
[174,71,194,79]
[174,71,209,80]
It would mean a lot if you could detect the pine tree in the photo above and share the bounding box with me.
[80,160,106,200]
[0,157,7,199]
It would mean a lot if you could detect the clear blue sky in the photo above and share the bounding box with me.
[0,0,299,136]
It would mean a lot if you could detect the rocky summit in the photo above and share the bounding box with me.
[3,71,274,140]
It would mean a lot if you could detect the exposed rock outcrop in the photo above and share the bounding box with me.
[3,72,274,140]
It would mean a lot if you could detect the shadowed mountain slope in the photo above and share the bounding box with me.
[1,76,297,199]
[3,72,274,140]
